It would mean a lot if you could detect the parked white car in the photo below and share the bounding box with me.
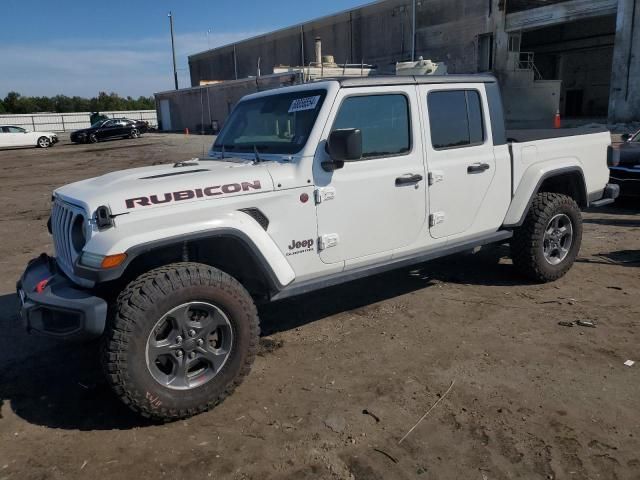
[0,125,58,148]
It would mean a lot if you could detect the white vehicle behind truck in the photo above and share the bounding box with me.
[17,75,618,420]
[0,125,58,148]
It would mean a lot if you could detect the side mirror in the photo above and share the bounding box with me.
[621,133,631,142]
[324,129,362,171]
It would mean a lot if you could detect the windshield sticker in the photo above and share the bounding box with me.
[289,95,321,113]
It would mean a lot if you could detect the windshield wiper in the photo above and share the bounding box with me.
[253,145,262,164]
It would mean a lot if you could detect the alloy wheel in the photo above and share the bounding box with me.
[542,213,573,266]
[145,302,234,391]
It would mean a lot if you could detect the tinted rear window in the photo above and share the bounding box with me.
[428,90,485,149]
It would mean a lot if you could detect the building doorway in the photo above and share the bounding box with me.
[520,15,616,118]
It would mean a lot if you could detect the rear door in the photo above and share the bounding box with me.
[0,127,14,146]
[98,120,119,139]
[314,86,427,264]
[419,85,496,238]
[115,120,130,137]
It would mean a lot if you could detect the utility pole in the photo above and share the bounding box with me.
[412,0,416,62]
[233,44,238,80]
[168,11,179,90]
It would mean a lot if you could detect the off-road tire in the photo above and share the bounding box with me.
[511,193,582,282]
[102,262,259,421]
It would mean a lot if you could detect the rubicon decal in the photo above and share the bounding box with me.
[286,238,315,256]
[125,181,262,209]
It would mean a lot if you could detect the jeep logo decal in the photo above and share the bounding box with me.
[286,238,315,256]
[125,180,262,209]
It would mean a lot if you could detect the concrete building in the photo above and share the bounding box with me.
[182,0,638,127]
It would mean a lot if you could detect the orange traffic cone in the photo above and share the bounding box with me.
[554,110,561,129]
[185,128,190,136]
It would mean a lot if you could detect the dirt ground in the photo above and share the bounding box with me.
[0,133,638,480]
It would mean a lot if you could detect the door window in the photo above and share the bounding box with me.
[332,94,411,159]
[427,90,485,150]
[8,126,26,133]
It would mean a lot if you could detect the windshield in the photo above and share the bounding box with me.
[91,120,108,128]
[632,131,640,143]
[212,89,327,155]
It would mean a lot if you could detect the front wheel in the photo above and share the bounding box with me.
[102,263,260,421]
[511,193,583,282]
[129,128,140,139]
[89,133,99,144]
[37,136,51,148]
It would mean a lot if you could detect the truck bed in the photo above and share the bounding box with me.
[507,129,612,218]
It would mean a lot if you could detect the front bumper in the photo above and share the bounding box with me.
[589,183,620,207]
[16,254,107,341]
[610,167,640,198]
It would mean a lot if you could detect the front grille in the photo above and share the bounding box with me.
[51,200,86,276]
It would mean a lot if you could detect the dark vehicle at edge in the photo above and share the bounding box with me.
[70,118,148,144]
[610,129,640,200]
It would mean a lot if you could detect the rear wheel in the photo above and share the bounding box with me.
[102,262,259,421]
[37,136,51,148]
[511,193,582,282]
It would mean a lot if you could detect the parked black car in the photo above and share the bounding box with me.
[610,129,640,199]
[70,118,149,144]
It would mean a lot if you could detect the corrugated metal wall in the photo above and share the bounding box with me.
[154,73,302,133]
[0,110,158,132]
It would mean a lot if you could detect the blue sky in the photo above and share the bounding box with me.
[0,0,368,98]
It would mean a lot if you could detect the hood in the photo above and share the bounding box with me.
[618,143,640,166]
[55,159,274,215]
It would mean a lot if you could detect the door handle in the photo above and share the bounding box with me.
[467,163,491,174]
[395,174,424,186]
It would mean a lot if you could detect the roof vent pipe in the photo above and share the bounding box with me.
[315,37,322,65]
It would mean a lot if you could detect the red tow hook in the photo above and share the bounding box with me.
[35,278,52,294]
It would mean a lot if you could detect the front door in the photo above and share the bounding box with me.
[1,127,18,146]
[5,126,28,146]
[419,86,496,239]
[314,87,427,264]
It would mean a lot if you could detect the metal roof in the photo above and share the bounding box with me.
[335,74,498,88]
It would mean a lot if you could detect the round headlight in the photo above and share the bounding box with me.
[71,215,87,252]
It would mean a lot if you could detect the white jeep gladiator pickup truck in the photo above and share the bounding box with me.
[17,75,618,420]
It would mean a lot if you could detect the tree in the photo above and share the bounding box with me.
[0,91,156,114]
[4,92,21,113]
